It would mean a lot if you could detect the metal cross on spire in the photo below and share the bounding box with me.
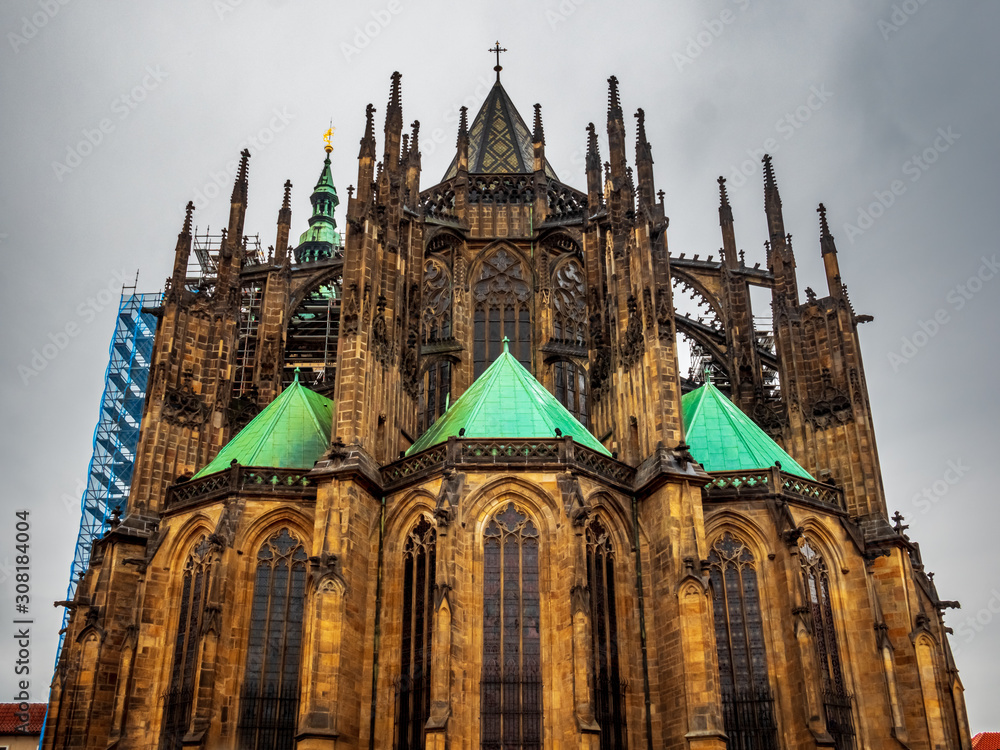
[489,40,507,81]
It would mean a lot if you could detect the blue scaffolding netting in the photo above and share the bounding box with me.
[53,290,159,665]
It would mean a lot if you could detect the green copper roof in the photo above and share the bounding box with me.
[681,378,813,480]
[406,342,610,456]
[192,374,333,478]
[444,80,557,180]
[294,150,341,263]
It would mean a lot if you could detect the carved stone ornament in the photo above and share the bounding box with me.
[162,387,208,427]
[619,294,645,369]
[372,294,395,367]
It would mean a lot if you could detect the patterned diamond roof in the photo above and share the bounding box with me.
[406,342,609,456]
[444,80,557,180]
[193,374,333,478]
[681,378,814,480]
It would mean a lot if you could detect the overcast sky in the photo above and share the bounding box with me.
[1,0,997,733]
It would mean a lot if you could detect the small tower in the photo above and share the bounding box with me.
[294,129,342,263]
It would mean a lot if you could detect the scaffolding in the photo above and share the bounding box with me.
[54,290,159,658]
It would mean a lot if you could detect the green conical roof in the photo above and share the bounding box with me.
[192,374,333,478]
[406,342,610,457]
[681,378,813,480]
[294,150,341,263]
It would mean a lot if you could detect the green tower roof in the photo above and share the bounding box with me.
[681,378,813,480]
[294,149,341,263]
[192,374,333,478]
[406,341,610,457]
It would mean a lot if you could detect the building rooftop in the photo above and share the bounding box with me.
[407,340,609,457]
[192,371,333,478]
[682,376,814,480]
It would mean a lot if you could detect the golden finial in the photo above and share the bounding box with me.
[323,122,335,153]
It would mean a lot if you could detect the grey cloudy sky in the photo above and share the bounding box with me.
[1,0,997,732]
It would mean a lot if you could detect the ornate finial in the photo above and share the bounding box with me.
[704,366,713,385]
[232,148,251,202]
[181,200,194,236]
[607,76,622,117]
[635,108,647,145]
[458,106,469,141]
[657,189,665,205]
[400,133,410,162]
[294,366,301,382]
[347,185,355,199]
[762,153,781,206]
[281,180,292,210]
[502,335,510,353]
[817,202,833,239]
[389,71,402,110]
[786,233,793,249]
[532,103,544,145]
[323,122,335,154]
[586,122,601,171]
[489,40,507,81]
[363,103,376,142]
[717,176,730,208]
[409,120,420,156]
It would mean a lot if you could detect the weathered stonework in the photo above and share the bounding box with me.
[44,71,969,750]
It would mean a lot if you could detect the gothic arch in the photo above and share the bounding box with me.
[160,515,215,572]
[671,268,725,325]
[235,507,313,557]
[469,240,533,287]
[583,492,634,553]
[704,510,775,566]
[385,491,436,553]
[424,227,465,255]
[466,476,559,537]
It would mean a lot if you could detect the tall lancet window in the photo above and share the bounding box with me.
[586,517,627,750]
[554,360,588,428]
[800,540,856,750]
[707,533,779,750]
[481,503,542,750]
[395,517,437,750]
[237,529,308,750]
[161,537,216,750]
[473,249,532,377]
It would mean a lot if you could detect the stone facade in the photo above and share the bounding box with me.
[43,70,970,750]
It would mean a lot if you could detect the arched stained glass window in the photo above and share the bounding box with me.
[473,249,532,377]
[161,537,216,750]
[481,503,542,750]
[237,529,308,750]
[708,533,779,749]
[586,517,626,750]
[395,517,437,750]
[800,539,856,750]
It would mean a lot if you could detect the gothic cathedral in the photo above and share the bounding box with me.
[44,60,971,750]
